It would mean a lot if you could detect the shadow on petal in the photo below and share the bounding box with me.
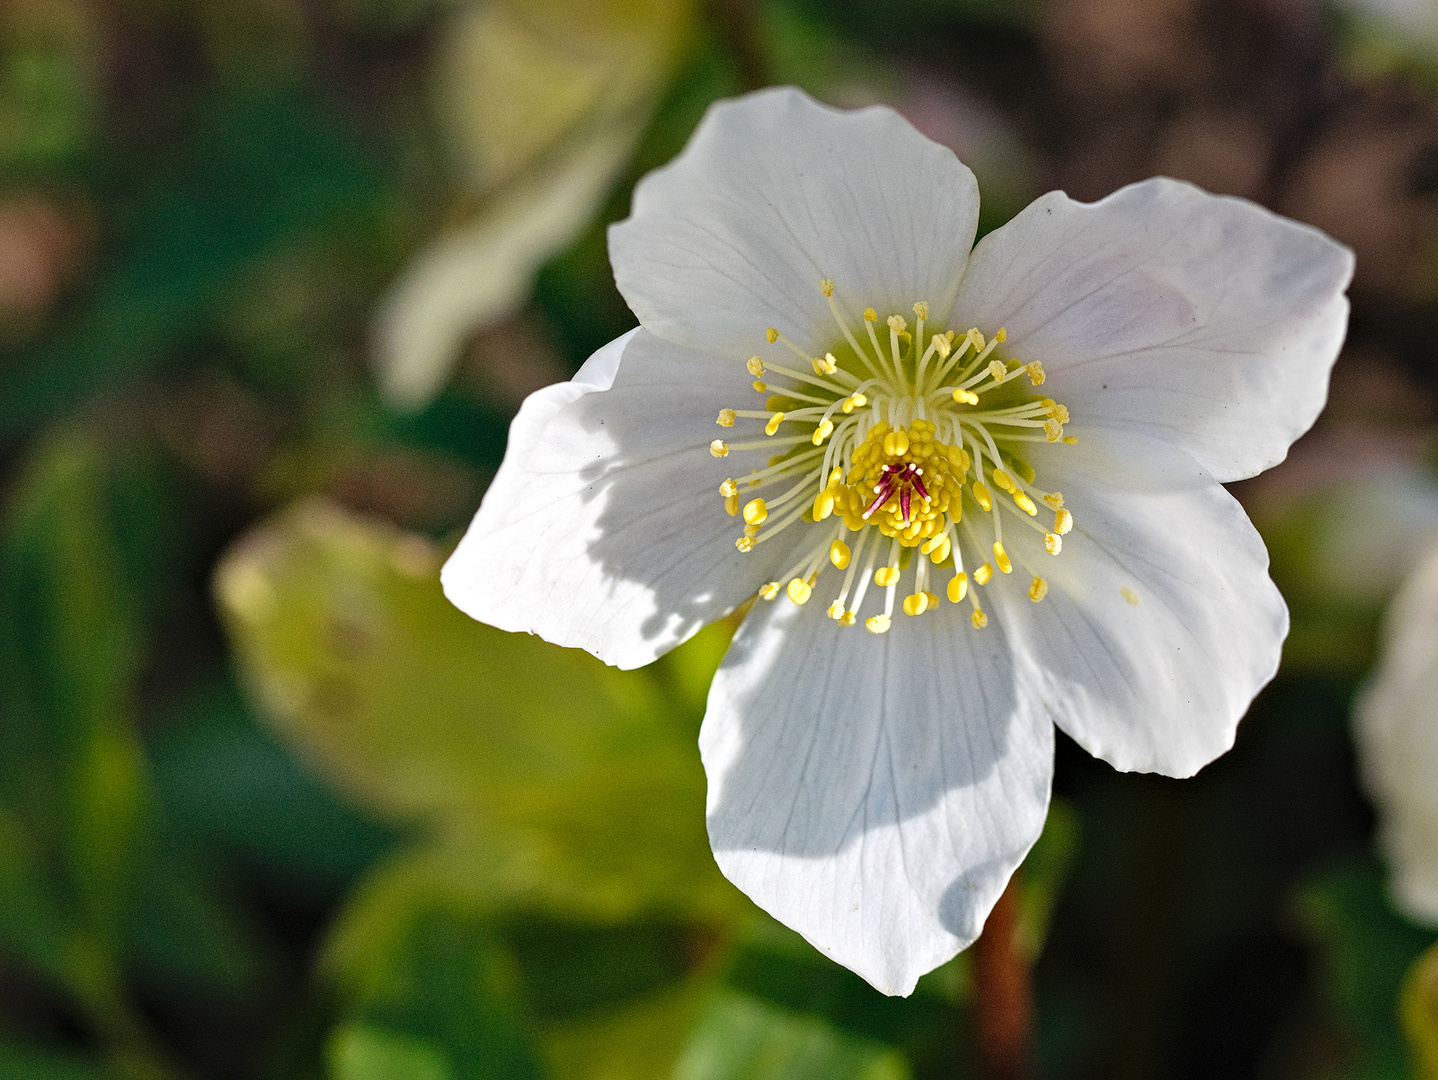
[700,591,1053,992]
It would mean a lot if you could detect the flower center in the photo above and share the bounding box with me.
[710,280,1076,633]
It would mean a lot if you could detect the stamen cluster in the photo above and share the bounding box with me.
[710,280,1076,633]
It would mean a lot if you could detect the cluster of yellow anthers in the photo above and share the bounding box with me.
[710,280,1076,633]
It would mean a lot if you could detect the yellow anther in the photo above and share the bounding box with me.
[1013,491,1038,516]
[971,609,988,629]
[1122,586,1140,606]
[787,578,812,605]
[821,279,834,297]
[1043,492,1064,510]
[887,314,907,333]
[1044,532,1062,554]
[841,392,867,413]
[863,307,877,322]
[812,355,834,376]
[710,440,729,458]
[974,563,993,585]
[932,333,951,359]
[743,498,768,525]
[952,388,979,405]
[928,535,952,564]
[874,565,900,588]
[993,542,1012,574]
[725,495,739,516]
[752,380,767,393]
[972,481,992,511]
[947,574,968,603]
[736,537,754,552]
[920,533,944,555]
[1026,361,1045,385]
[829,539,850,569]
[968,328,985,350]
[913,301,929,319]
[719,478,738,497]
[1049,403,1070,423]
[1029,576,1048,602]
[1063,435,1078,444]
[994,328,1007,343]
[987,359,1007,383]
[765,412,785,436]
[903,592,928,616]
[947,445,971,471]
[1044,419,1063,442]
[1054,508,1073,535]
[717,408,736,427]
[811,419,834,445]
[813,489,835,521]
[992,470,1015,493]
[827,600,844,619]
[747,356,765,377]
[759,581,780,599]
[766,328,779,343]
[839,610,856,626]
[866,614,891,634]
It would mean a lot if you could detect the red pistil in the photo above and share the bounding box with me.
[862,462,929,523]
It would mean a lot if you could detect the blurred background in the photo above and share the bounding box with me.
[1,0,1438,1077]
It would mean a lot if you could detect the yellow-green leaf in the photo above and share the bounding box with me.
[1405,942,1438,1080]
[329,1024,454,1080]
[673,992,910,1080]
[214,498,685,824]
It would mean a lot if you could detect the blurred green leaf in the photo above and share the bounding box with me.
[0,430,188,1077]
[374,0,696,409]
[216,499,673,821]
[0,88,383,437]
[124,833,278,999]
[672,991,909,1080]
[0,0,99,174]
[216,500,753,1080]
[1404,942,1438,1080]
[1017,797,1081,963]
[1295,858,1438,1080]
[148,675,397,894]
[329,908,544,1080]
[0,1041,113,1080]
[720,917,955,1074]
[0,804,117,1011]
[330,1025,454,1080]
[214,499,735,918]
[0,434,146,940]
[539,968,718,1080]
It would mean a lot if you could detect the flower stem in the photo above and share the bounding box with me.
[973,876,1031,1080]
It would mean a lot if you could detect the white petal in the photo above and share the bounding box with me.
[701,594,1053,996]
[609,86,979,360]
[1356,542,1438,927]
[952,177,1354,483]
[442,329,803,669]
[989,428,1287,777]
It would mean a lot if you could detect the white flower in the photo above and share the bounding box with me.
[441,87,1354,994]
[1357,540,1438,926]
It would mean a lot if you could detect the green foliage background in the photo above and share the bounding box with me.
[0,0,1436,1078]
